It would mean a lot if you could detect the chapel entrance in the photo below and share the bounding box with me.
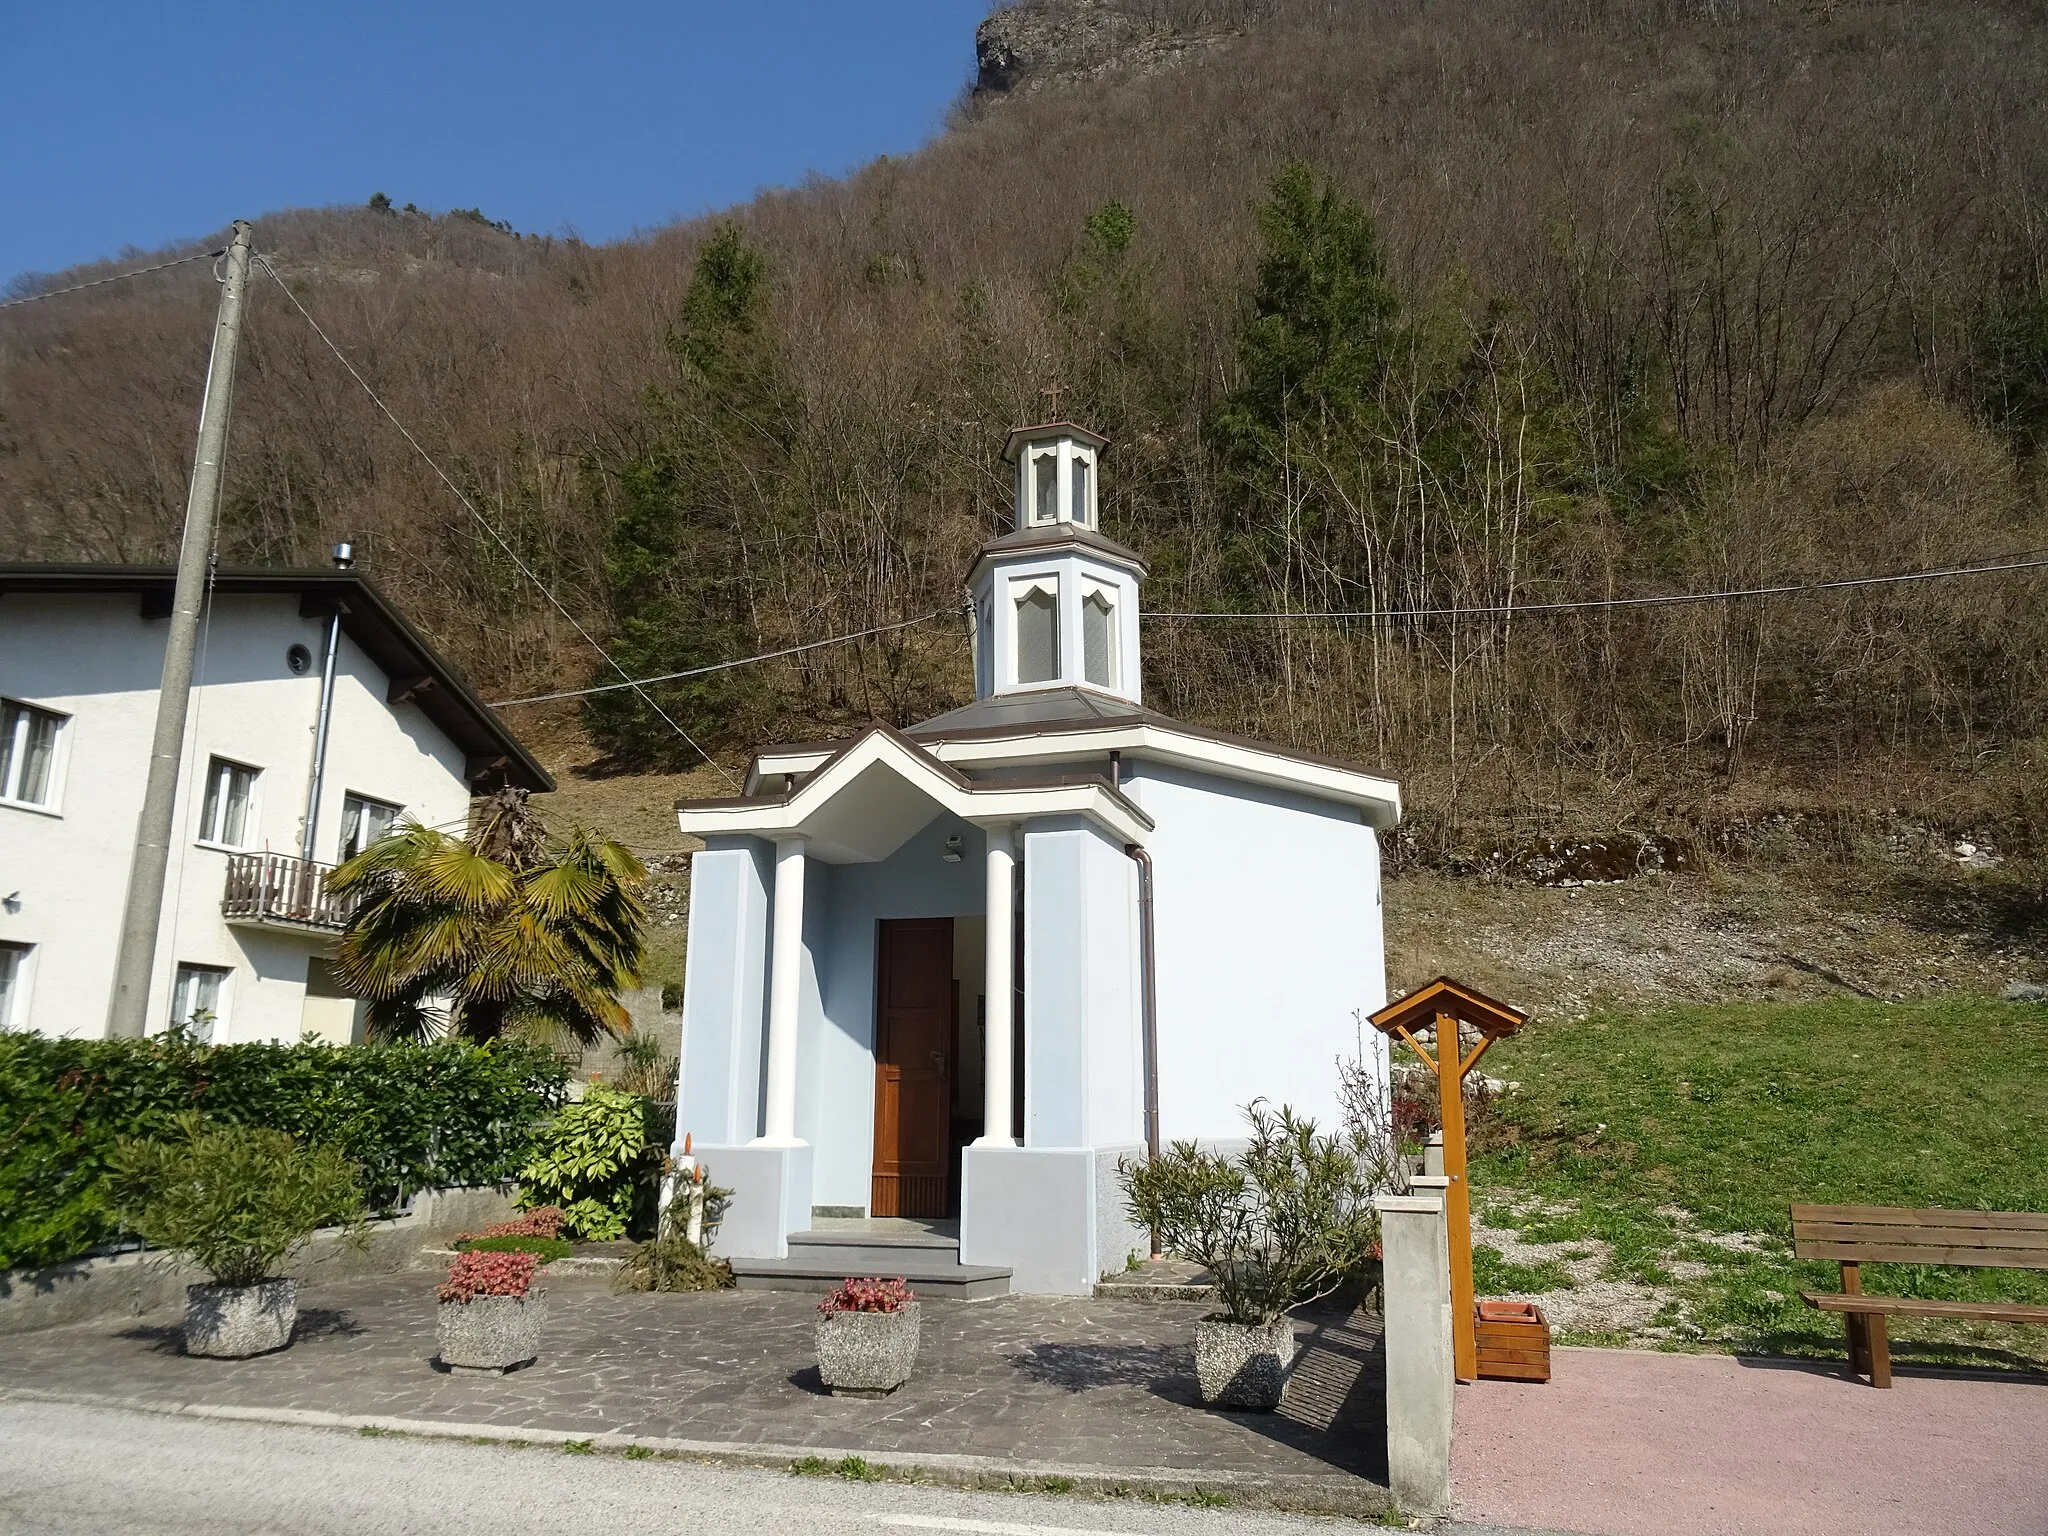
[872,917,957,1218]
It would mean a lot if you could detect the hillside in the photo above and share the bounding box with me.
[7,0,2048,889]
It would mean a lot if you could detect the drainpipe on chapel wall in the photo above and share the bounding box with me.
[1125,839,1162,1258]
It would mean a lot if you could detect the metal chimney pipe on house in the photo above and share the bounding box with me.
[299,542,353,862]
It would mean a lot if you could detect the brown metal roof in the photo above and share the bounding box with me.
[967,523,1150,581]
[1001,420,1112,462]
[0,563,553,792]
[905,685,1398,784]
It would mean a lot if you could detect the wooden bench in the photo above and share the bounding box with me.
[1792,1204,2048,1387]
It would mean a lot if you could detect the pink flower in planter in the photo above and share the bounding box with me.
[439,1249,540,1303]
[818,1277,914,1315]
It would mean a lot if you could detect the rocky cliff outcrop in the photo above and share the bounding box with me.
[973,0,1234,101]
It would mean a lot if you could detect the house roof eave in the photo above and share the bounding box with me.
[0,563,552,792]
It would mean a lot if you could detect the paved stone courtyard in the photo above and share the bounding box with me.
[0,1272,1387,1510]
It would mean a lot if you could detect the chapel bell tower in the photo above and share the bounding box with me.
[968,420,1145,705]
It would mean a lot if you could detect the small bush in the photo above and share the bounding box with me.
[516,1084,658,1240]
[456,1234,573,1261]
[819,1277,913,1315]
[109,1115,363,1287]
[1120,1101,1385,1325]
[438,1248,540,1302]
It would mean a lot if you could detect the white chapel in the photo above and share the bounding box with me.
[672,421,1402,1295]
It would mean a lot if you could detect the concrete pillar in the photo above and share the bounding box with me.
[1379,1181,1454,1519]
[755,836,806,1147]
[1424,1130,1445,1178]
[974,822,1016,1146]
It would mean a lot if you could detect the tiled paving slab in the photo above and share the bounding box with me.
[0,1271,1387,1506]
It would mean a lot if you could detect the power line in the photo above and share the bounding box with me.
[254,254,737,787]
[490,610,956,706]
[1144,552,2048,622]
[0,249,223,310]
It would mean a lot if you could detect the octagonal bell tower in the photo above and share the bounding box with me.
[968,421,1146,705]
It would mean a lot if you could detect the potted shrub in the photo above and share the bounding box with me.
[110,1114,363,1359]
[437,1248,547,1373]
[1121,1101,1384,1410]
[814,1277,918,1397]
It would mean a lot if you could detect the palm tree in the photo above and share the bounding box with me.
[328,787,649,1048]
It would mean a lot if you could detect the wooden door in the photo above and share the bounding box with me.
[872,918,954,1218]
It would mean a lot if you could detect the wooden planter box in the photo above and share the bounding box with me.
[1475,1299,1550,1382]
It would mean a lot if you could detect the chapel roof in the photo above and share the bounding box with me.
[967,522,1149,580]
[904,684,1397,784]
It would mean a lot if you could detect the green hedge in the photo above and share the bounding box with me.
[0,1033,568,1272]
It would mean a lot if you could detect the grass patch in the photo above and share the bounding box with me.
[1472,997,2048,1371]
[563,1440,596,1455]
[1472,1244,1575,1294]
[622,1445,655,1460]
[455,1235,574,1262]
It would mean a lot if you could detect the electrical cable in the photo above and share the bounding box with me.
[253,254,737,786]
[1144,552,2048,622]
[0,249,223,310]
[489,609,954,706]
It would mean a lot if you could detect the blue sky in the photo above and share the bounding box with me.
[3,2,989,286]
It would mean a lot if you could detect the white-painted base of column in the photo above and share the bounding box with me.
[691,1143,814,1260]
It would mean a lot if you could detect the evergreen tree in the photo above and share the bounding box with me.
[586,226,801,765]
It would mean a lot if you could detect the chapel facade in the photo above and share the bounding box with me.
[671,422,1401,1294]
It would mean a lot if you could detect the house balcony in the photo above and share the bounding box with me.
[221,852,356,933]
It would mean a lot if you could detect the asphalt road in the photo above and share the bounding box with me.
[0,1399,1564,1536]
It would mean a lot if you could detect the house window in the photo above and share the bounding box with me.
[1083,586,1117,688]
[1070,453,1093,527]
[1014,581,1060,684]
[170,963,231,1042]
[1032,451,1060,524]
[198,757,258,848]
[0,942,29,1031]
[340,794,402,861]
[0,700,64,809]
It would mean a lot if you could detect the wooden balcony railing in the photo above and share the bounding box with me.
[221,852,355,931]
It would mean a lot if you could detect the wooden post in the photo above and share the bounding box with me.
[1438,1010,1478,1383]
[1371,977,1527,1390]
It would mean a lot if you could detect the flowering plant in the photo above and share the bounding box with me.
[818,1276,913,1315]
[456,1207,566,1243]
[438,1248,541,1303]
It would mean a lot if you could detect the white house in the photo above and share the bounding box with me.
[0,556,551,1044]
[671,422,1403,1296]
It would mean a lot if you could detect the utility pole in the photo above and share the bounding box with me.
[106,221,255,1039]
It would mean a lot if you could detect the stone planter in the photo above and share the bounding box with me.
[815,1302,920,1397]
[436,1290,547,1374]
[1194,1315,1295,1410]
[184,1279,298,1359]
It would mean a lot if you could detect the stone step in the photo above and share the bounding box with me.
[783,1230,961,1273]
[728,1256,1011,1301]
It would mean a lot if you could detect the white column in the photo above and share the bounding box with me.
[1379,1181,1454,1518]
[755,836,807,1147]
[974,823,1017,1146]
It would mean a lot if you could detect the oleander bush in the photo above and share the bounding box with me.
[0,1031,568,1272]
[109,1115,365,1288]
